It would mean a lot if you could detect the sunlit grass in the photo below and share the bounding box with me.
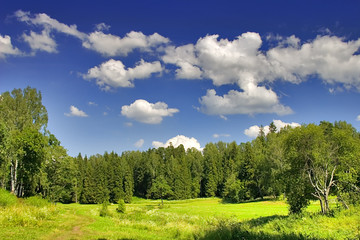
[0,193,358,240]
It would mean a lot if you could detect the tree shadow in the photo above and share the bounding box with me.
[221,197,278,204]
[197,215,318,240]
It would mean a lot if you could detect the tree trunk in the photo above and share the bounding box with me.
[319,198,324,214]
[324,193,330,214]
[10,159,18,194]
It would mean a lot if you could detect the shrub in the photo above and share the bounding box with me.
[0,189,17,207]
[116,199,126,213]
[99,200,110,217]
[24,196,50,207]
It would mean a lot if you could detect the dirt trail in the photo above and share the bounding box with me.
[43,211,95,240]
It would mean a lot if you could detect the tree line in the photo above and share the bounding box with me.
[0,87,359,214]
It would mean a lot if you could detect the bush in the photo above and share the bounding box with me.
[116,199,126,213]
[24,196,50,207]
[99,200,111,217]
[0,189,17,207]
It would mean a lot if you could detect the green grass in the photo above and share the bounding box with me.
[0,193,359,240]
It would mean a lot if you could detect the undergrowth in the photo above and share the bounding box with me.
[0,190,58,227]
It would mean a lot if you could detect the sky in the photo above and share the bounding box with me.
[1,0,360,156]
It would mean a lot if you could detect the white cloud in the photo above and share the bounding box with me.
[199,84,293,116]
[15,10,169,57]
[82,31,170,56]
[121,99,179,124]
[134,139,144,148]
[0,34,22,58]
[88,101,98,106]
[244,119,300,138]
[15,10,87,40]
[357,115,360,121]
[83,59,162,90]
[152,135,202,151]
[64,105,88,117]
[213,133,230,138]
[267,35,360,88]
[22,30,57,53]
[94,23,110,32]
[163,33,360,116]
[162,44,202,79]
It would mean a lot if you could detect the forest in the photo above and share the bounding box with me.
[1,87,360,215]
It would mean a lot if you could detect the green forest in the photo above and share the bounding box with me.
[1,87,359,217]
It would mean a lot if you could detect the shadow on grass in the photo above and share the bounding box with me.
[197,215,318,240]
[221,196,280,204]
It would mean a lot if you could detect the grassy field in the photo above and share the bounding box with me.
[0,194,359,240]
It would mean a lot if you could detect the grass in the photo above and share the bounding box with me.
[0,191,359,240]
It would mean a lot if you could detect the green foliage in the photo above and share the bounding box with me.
[116,199,126,213]
[24,195,51,207]
[0,189,17,207]
[99,200,111,217]
[147,175,172,204]
[0,88,359,218]
[223,174,249,202]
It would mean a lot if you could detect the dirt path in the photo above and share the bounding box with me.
[42,209,95,240]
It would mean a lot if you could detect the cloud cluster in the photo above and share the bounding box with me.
[64,105,88,117]
[8,10,360,119]
[83,59,162,90]
[121,99,179,124]
[163,33,360,116]
[152,135,202,151]
[0,35,22,58]
[244,119,300,138]
[14,10,169,57]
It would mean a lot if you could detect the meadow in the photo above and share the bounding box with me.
[0,189,359,240]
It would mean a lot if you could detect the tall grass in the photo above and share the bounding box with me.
[197,207,360,240]
[0,188,17,207]
[0,190,58,227]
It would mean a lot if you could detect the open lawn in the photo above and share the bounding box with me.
[0,197,359,240]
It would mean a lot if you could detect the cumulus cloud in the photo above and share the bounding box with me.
[164,33,360,89]
[15,10,169,56]
[152,135,202,151]
[357,115,360,121]
[83,31,170,56]
[134,139,144,148]
[22,30,57,53]
[199,85,293,116]
[162,44,202,79]
[64,105,88,117]
[0,34,22,58]
[163,33,360,116]
[83,59,162,90]
[121,99,179,124]
[268,35,360,89]
[244,119,300,138]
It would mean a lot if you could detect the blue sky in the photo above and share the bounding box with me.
[1,1,360,156]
